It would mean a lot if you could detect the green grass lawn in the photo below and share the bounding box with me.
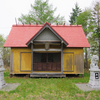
[0,70,100,100]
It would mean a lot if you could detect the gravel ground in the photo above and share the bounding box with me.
[75,83,100,91]
[0,83,20,92]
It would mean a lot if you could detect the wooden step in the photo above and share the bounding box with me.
[30,73,66,78]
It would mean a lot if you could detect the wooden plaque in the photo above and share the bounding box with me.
[45,43,49,50]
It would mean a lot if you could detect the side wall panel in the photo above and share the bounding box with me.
[11,48,31,74]
[20,52,31,71]
[63,53,74,71]
[10,52,13,72]
[63,48,84,74]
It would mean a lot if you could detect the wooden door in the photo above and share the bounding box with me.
[33,53,61,71]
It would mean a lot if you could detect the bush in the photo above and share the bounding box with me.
[2,48,10,66]
[0,34,10,67]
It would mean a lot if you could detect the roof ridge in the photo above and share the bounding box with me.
[12,25,43,27]
[12,24,82,27]
[52,25,82,27]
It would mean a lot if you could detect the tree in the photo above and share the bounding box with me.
[0,35,5,48]
[92,2,100,61]
[76,8,95,68]
[0,34,10,66]
[69,3,81,25]
[88,34,98,55]
[2,47,10,66]
[18,0,65,24]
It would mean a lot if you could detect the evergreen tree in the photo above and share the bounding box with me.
[18,0,65,24]
[69,3,81,25]
[92,2,100,61]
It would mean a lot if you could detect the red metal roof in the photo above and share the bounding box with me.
[4,22,90,48]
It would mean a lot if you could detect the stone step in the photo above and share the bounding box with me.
[30,73,66,78]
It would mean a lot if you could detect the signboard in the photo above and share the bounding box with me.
[95,73,99,79]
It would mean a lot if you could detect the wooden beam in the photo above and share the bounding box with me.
[34,43,60,45]
[31,43,33,73]
[33,49,61,51]
[10,52,13,72]
[61,41,63,73]
[30,73,63,74]
[34,40,60,42]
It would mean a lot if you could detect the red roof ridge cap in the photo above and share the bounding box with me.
[12,24,43,27]
[43,22,51,26]
[52,25,82,27]
[12,23,82,27]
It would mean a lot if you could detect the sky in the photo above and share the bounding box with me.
[0,0,96,37]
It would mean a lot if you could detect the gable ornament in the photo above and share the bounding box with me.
[45,42,49,50]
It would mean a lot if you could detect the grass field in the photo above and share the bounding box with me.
[0,69,100,100]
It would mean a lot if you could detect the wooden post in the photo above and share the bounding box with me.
[31,42,33,73]
[10,52,13,72]
[61,41,63,73]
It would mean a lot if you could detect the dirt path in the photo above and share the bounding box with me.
[75,83,100,91]
[0,83,20,92]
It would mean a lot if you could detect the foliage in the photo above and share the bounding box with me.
[77,8,94,35]
[90,2,100,60]
[0,34,10,66]
[92,1,100,39]
[69,3,81,25]
[2,48,10,66]
[0,35,5,48]
[88,36,98,55]
[93,1,100,34]
[18,0,65,24]
[76,8,95,68]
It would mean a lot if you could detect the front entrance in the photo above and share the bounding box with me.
[33,53,61,71]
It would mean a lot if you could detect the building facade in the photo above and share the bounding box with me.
[4,22,90,77]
